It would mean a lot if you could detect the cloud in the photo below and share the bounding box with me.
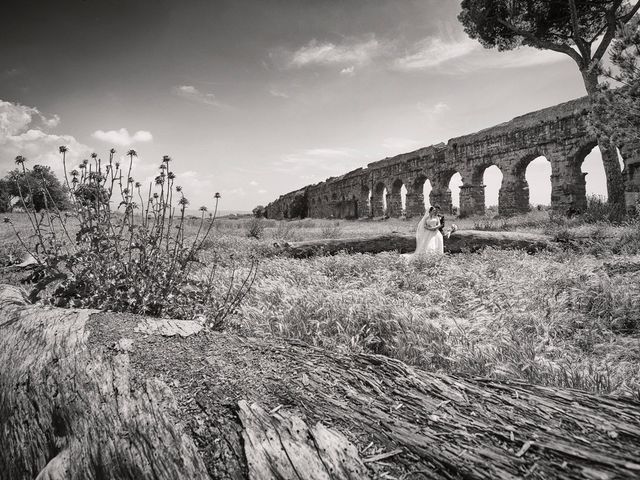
[0,100,61,137]
[393,35,567,73]
[249,180,259,186]
[273,147,362,173]
[394,37,478,71]
[92,128,153,146]
[462,47,567,71]
[340,66,355,76]
[0,99,91,177]
[288,37,380,68]
[302,148,358,158]
[417,101,450,116]
[268,87,290,98]
[173,85,223,107]
[381,137,422,152]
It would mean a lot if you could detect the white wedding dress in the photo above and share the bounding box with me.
[414,215,444,255]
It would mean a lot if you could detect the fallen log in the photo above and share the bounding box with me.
[277,229,554,258]
[2,284,640,479]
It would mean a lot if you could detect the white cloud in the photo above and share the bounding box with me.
[289,37,380,68]
[249,180,259,186]
[394,37,478,71]
[417,101,450,116]
[381,137,422,152]
[273,147,362,173]
[173,85,223,107]
[340,66,355,76]
[302,148,358,158]
[394,35,567,73]
[0,99,91,178]
[0,100,61,137]
[463,47,567,71]
[268,87,290,98]
[92,128,153,146]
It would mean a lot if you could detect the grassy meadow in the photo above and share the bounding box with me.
[2,207,640,398]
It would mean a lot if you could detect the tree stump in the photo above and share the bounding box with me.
[1,284,640,479]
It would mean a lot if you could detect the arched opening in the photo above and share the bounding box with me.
[382,187,388,215]
[483,165,503,211]
[400,185,407,214]
[581,145,625,201]
[525,156,552,207]
[423,179,433,210]
[449,173,462,212]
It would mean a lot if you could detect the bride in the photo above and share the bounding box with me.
[414,206,444,255]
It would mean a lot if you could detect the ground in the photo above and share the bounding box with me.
[2,208,640,400]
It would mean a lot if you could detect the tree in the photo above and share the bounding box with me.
[458,0,640,208]
[0,179,12,213]
[591,15,640,146]
[252,205,266,218]
[5,163,72,212]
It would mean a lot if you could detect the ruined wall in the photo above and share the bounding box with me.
[266,96,639,219]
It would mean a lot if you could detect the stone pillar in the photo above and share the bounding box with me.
[371,193,385,217]
[499,174,530,216]
[550,154,587,214]
[386,191,402,218]
[357,191,371,218]
[430,188,452,215]
[620,143,640,215]
[405,191,424,218]
[459,184,485,217]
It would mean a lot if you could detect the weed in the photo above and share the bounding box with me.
[246,217,265,239]
[5,149,257,328]
[319,221,342,239]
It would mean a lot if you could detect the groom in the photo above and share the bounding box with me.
[433,205,451,239]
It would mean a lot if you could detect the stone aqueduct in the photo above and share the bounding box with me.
[265,96,640,219]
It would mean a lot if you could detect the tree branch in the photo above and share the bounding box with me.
[496,18,583,65]
[592,6,624,65]
[619,0,640,23]
[568,0,592,59]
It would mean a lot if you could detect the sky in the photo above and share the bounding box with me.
[0,0,611,212]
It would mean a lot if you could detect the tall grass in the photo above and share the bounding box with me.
[238,249,640,397]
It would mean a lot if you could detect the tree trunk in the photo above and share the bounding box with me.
[3,283,639,479]
[276,230,555,258]
[582,69,626,208]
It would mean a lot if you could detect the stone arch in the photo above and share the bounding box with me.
[430,170,457,216]
[404,174,430,217]
[358,184,372,218]
[580,143,623,203]
[388,178,404,218]
[514,153,552,210]
[372,181,387,217]
[552,140,599,213]
[482,165,503,211]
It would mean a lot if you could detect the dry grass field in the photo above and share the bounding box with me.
[3,208,640,399]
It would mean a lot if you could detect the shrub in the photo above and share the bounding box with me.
[6,149,257,328]
[272,221,300,241]
[581,195,626,224]
[319,221,342,239]
[246,217,265,239]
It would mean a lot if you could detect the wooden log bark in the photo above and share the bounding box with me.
[276,230,554,258]
[2,284,640,479]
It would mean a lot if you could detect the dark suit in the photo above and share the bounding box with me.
[438,214,445,235]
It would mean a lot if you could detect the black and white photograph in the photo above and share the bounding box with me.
[1,1,639,478]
